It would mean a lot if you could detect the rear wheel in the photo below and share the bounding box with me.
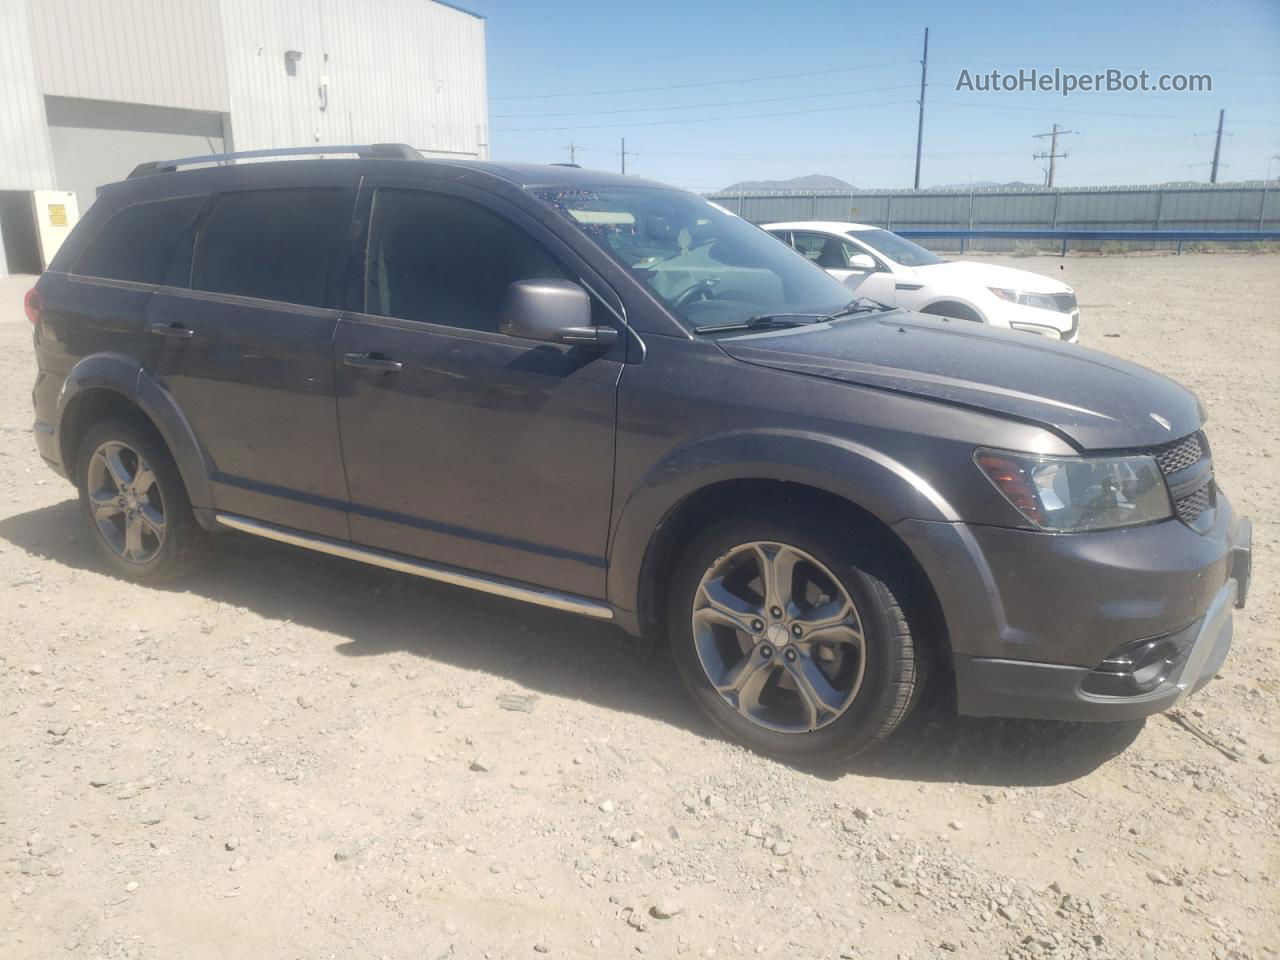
[76,417,207,582]
[668,509,927,763]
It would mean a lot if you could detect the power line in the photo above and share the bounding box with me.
[491,130,1219,155]
[492,84,917,120]
[489,61,914,101]
[934,99,1280,126]
[547,33,926,68]
[930,58,1280,77]
[498,98,914,133]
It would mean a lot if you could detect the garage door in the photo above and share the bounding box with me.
[45,96,226,213]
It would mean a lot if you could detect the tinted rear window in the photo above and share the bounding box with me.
[74,196,204,284]
[191,188,349,307]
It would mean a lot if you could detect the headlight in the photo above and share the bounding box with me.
[975,449,1173,532]
[989,287,1061,311]
[1008,321,1062,338]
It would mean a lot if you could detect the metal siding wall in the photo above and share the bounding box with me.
[711,184,1280,249]
[26,0,229,112]
[0,0,55,190]
[219,0,487,156]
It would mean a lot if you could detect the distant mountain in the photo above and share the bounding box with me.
[720,174,854,192]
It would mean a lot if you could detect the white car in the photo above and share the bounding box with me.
[762,221,1079,342]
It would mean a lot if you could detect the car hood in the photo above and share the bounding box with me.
[717,312,1202,449]
[910,260,1072,294]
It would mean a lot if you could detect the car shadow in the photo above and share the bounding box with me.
[0,499,1143,786]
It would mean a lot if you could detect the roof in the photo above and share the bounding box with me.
[113,148,678,198]
[759,221,879,233]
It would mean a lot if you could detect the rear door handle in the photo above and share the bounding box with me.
[343,352,403,372]
[149,321,194,339]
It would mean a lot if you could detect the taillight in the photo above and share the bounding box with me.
[24,287,43,326]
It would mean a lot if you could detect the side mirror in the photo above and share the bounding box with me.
[846,253,878,271]
[499,279,618,350]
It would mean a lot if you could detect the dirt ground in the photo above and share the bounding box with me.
[1,254,1277,960]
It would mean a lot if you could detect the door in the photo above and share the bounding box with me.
[144,183,356,540]
[334,184,623,598]
[791,231,897,305]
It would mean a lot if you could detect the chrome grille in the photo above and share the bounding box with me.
[1175,484,1213,525]
[1153,432,1205,474]
[1150,431,1214,527]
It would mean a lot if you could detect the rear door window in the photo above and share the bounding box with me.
[191,188,350,308]
[74,195,204,284]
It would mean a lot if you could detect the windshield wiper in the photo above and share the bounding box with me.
[692,312,828,334]
[830,297,888,316]
[692,299,886,334]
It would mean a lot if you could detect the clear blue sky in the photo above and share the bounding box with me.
[463,0,1280,192]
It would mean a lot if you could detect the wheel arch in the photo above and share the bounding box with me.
[918,298,986,324]
[608,431,956,659]
[57,356,213,513]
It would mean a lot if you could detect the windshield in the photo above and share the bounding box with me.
[530,186,858,331]
[850,229,945,267]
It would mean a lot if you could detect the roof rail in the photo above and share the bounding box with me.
[127,143,422,179]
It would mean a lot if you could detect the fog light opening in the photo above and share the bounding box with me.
[1082,634,1191,697]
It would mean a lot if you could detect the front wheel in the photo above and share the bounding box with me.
[667,509,927,764]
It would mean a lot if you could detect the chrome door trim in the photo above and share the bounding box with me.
[215,512,615,620]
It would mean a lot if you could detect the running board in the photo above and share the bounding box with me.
[214,513,614,620]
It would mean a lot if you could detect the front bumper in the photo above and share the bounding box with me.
[896,494,1251,722]
[985,299,1078,342]
[953,574,1241,721]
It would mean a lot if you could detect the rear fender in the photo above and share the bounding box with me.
[57,354,213,511]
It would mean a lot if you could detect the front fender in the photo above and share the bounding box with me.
[606,428,961,614]
[57,354,213,510]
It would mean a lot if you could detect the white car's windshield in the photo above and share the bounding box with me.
[530,186,859,331]
[852,228,946,267]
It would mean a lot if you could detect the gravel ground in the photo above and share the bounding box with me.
[1,253,1277,960]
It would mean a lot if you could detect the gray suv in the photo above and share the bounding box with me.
[27,145,1252,764]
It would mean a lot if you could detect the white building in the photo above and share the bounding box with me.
[0,0,487,276]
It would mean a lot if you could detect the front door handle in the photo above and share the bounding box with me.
[149,321,194,339]
[343,352,403,372]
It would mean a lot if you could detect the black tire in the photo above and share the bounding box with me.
[667,507,928,764]
[76,416,208,582]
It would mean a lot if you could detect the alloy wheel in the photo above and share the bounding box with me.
[691,541,866,734]
[85,440,166,564]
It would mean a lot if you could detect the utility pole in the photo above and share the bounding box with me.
[1210,109,1224,183]
[912,27,928,190]
[1033,123,1076,187]
[567,141,576,165]
[620,137,629,175]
